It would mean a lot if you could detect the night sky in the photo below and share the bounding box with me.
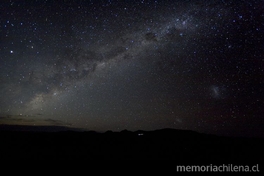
[0,0,263,137]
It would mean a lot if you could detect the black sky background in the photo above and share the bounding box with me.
[0,0,263,137]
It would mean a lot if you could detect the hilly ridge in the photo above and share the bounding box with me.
[0,125,263,160]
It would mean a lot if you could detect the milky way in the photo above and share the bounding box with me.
[0,0,263,137]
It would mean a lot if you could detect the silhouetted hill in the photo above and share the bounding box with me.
[0,127,263,161]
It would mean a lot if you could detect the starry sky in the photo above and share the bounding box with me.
[0,0,263,137]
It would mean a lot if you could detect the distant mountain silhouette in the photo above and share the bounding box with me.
[0,126,263,161]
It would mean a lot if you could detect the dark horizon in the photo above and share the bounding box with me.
[0,125,264,161]
[0,124,263,139]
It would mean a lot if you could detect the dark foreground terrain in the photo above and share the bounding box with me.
[0,126,263,161]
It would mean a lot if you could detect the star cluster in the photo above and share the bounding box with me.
[0,0,263,137]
